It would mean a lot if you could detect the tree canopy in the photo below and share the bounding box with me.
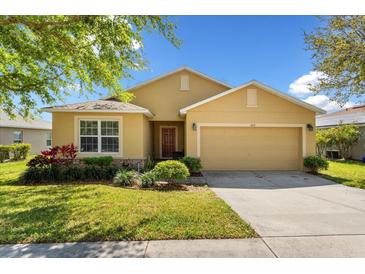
[305,16,365,105]
[315,124,361,159]
[0,16,180,117]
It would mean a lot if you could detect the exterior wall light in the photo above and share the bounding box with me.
[307,124,314,131]
[192,123,197,131]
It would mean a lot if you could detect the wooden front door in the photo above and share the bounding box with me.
[161,127,176,158]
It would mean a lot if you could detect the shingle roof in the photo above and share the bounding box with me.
[0,112,52,130]
[316,104,365,127]
[41,98,154,117]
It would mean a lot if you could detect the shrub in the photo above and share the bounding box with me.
[0,145,11,162]
[41,144,77,165]
[10,143,31,160]
[153,160,190,181]
[82,156,113,166]
[27,155,50,168]
[304,155,329,174]
[59,165,84,181]
[140,171,156,188]
[21,164,119,184]
[142,156,155,172]
[83,165,119,181]
[22,165,59,183]
[316,129,333,157]
[315,124,361,159]
[331,124,361,159]
[113,169,139,186]
[179,156,202,173]
[0,144,31,161]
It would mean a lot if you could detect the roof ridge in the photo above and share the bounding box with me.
[105,66,232,100]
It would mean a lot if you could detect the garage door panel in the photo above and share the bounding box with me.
[200,127,300,170]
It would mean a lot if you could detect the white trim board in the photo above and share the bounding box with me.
[180,80,326,115]
[159,126,178,159]
[196,123,307,159]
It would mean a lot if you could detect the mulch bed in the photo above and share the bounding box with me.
[190,172,203,177]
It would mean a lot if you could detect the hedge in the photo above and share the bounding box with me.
[0,143,31,162]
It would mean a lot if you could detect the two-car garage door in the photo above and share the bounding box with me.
[200,127,301,170]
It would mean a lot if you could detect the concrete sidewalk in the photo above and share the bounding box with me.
[2,235,365,257]
[0,239,275,258]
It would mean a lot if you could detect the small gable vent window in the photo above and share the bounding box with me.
[180,75,190,91]
[246,88,257,107]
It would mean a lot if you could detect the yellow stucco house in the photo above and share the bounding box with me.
[43,67,325,170]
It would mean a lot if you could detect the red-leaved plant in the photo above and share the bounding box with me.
[42,144,77,164]
[28,144,78,168]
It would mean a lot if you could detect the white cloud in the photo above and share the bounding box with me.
[303,95,354,112]
[289,71,326,97]
[131,39,142,50]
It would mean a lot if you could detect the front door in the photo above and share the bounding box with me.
[161,127,176,158]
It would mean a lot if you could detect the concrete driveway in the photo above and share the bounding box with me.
[205,171,365,257]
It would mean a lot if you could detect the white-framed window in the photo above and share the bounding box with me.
[13,131,23,143]
[247,88,257,107]
[180,75,190,90]
[101,121,119,152]
[79,120,119,153]
[46,132,52,147]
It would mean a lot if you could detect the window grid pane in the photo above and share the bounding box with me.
[80,137,98,152]
[80,120,98,136]
[101,137,119,152]
[101,121,118,136]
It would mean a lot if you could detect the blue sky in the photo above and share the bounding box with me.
[41,16,349,121]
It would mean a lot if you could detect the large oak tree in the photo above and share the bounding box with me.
[305,16,365,105]
[0,16,180,117]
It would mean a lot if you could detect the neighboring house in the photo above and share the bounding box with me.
[0,113,52,154]
[316,104,365,161]
[43,67,325,170]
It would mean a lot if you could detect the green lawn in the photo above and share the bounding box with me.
[320,160,365,189]
[0,159,256,244]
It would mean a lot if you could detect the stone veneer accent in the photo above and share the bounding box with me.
[112,159,146,170]
[75,158,146,170]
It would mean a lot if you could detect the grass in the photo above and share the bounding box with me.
[320,160,365,189]
[0,159,256,244]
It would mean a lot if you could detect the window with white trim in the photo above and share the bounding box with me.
[46,132,52,146]
[246,88,257,107]
[180,75,190,90]
[101,121,119,152]
[79,120,119,153]
[13,131,23,143]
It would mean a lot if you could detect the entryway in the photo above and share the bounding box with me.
[151,121,185,159]
[161,127,176,158]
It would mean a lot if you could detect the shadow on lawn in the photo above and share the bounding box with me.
[0,185,162,246]
[320,174,365,189]
[0,186,117,244]
[0,240,147,258]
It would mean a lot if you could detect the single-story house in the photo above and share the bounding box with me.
[0,112,52,154]
[316,104,365,161]
[43,67,325,170]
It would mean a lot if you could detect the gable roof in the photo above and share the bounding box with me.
[179,80,326,115]
[116,67,232,94]
[41,98,154,117]
[0,112,52,130]
[316,104,365,127]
